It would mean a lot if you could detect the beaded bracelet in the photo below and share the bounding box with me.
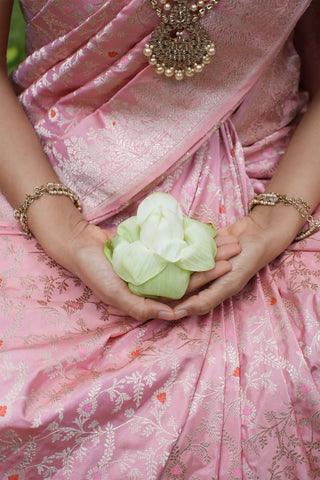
[248,193,320,241]
[14,183,83,237]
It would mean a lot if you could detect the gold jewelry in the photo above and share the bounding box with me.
[248,192,320,241]
[144,0,219,80]
[14,183,83,238]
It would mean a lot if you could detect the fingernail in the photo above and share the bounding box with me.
[174,310,188,320]
[158,311,174,321]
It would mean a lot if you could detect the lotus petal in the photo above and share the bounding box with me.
[116,216,140,243]
[137,192,183,225]
[140,209,185,262]
[128,263,190,299]
[176,218,217,271]
[111,240,166,285]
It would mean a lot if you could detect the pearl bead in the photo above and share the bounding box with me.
[207,44,216,56]
[203,54,212,64]
[174,70,184,81]
[164,3,171,10]
[164,67,174,77]
[194,63,203,72]
[156,65,164,74]
[185,67,195,77]
[149,56,157,65]
[190,4,198,11]
[197,0,204,6]
[159,0,166,3]
[143,46,153,57]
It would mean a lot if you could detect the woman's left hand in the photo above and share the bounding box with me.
[172,207,303,319]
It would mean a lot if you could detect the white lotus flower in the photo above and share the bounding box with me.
[104,193,217,299]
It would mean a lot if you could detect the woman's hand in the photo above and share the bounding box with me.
[42,217,176,322]
[171,206,304,319]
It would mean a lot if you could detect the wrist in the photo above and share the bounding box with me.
[249,191,320,244]
[26,192,86,254]
[14,183,83,237]
[249,202,305,249]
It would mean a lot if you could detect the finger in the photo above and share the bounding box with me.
[173,268,248,319]
[124,294,175,322]
[107,305,128,316]
[186,260,232,294]
[215,242,242,262]
[103,274,175,321]
[173,283,228,319]
[154,258,234,307]
[215,226,233,237]
[215,233,239,246]
[106,300,174,321]
[93,276,175,322]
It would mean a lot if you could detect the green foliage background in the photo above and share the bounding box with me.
[7,0,26,73]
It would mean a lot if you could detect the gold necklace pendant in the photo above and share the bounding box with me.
[144,0,218,80]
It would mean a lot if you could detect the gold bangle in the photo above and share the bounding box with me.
[13,183,83,238]
[248,192,320,242]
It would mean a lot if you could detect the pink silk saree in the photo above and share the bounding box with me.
[1,0,320,479]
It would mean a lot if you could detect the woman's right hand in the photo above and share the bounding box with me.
[53,219,178,322]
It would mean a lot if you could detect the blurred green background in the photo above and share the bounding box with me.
[7,0,26,73]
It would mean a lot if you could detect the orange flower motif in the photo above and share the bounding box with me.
[220,205,225,214]
[112,121,116,126]
[68,301,79,308]
[233,367,240,377]
[48,107,59,122]
[270,297,277,305]
[0,405,7,417]
[9,475,19,480]
[130,350,140,357]
[0,278,2,285]
[0,340,3,348]
[108,51,118,58]
[157,392,167,404]
[230,148,235,158]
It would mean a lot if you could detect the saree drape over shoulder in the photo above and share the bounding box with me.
[1,1,320,479]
